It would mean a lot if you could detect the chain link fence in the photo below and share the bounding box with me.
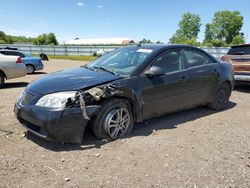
[0,44,230,58]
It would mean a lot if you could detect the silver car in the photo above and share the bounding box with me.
[0,54,27,88]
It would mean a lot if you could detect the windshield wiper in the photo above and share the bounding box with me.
[93,66,119,76]
[82,65,94,70]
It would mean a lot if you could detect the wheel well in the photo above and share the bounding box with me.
[90,96,137,122]
[107,96,137,122]
[26,64,35,70]
[85,96,137,132]
[0,70,7,79]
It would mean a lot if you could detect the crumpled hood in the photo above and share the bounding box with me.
[27,67,122,95]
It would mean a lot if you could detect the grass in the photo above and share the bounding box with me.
[46,55,97,61]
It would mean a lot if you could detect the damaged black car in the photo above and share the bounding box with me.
[14,44,234,144]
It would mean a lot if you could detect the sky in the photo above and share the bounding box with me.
[0,0,250,43]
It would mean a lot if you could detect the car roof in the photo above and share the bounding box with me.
[0,49,23,53]
[127,44,197,51]
[231,44,250,48]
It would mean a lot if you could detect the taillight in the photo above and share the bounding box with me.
[16,57,22,64]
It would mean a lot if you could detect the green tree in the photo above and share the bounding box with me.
[139,38,152,44]
[231,35,245,46]
[0,31,13,44]
[10,35,34,43]
[33,33,58,45]
[203,39,227,47]
[0,31,7,43]
[156,41,163,44]
[46,33,58,45]
[169,12,201,44]
[204,11,243,46]
[204,23,215,42]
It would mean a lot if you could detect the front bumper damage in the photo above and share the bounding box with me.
[15,103,100,143]
[14,85,124,144]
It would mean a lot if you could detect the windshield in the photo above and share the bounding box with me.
[86,47,153,76]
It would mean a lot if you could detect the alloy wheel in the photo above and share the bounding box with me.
[104,108,131,139]
[26,65,34,74]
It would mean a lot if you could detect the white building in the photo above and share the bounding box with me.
[65,38,134,45]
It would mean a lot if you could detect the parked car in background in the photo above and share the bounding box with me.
[221,44,250,84]
[0,54,26,88]
[15,44,234,144]
[0,50,44,74]
[93,49,105,57]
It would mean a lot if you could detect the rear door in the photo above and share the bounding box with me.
[182,48,220,105]
[140,49,191,119]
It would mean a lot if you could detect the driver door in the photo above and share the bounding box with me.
[139,49,190,120]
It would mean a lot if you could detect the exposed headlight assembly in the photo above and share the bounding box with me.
[36,91,77,108]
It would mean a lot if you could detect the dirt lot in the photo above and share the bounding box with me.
[0,60,250,188]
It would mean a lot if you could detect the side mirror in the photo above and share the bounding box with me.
[144,66,165,78]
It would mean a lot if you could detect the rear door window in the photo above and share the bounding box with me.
[6,51,25,57]
[183,49,213,68]
[6,51,19,56]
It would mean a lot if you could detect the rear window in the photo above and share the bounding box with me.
[228,46,250,55]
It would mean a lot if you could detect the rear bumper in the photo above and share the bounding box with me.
[35,63,44,71]
[234,73,250,82]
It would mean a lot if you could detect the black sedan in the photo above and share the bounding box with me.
[15,44,234,143]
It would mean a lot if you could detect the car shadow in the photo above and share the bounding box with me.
[30,72,47,75]
[2,82,29,89]
[234,84,250,93]
[26,101,237,152]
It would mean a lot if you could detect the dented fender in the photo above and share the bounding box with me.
[70,84,141,122]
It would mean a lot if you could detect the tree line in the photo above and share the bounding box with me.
[0,31,58,45]
[140,10,245,47]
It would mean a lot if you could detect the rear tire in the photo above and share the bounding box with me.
[92,99,133,140]
[26,65,35,74]
[0,72,5,88]
[208,82,231,111]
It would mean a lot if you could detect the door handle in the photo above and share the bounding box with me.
[213,69,220,77]
[179,76,187,82]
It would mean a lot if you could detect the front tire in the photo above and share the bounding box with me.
[208,82,231,111]
[92,99,133,140]
[0,72,5,88]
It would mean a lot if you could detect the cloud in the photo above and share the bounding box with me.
[97,5,103,8]
[77,2,84,6]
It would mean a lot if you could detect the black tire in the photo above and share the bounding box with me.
[26,65,35,74]
[92,99,133,140]
[208,82,231,111]
[0,72,5,88]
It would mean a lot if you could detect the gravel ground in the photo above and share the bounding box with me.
[0,60,250,188]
